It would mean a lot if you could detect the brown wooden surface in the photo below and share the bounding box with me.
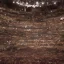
[0,6,64,64]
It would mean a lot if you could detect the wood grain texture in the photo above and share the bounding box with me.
[0,4,64,64]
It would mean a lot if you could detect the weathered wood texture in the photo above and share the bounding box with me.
[0,6,64,64]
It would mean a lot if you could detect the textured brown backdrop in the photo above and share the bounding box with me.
[0,6,64,64]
